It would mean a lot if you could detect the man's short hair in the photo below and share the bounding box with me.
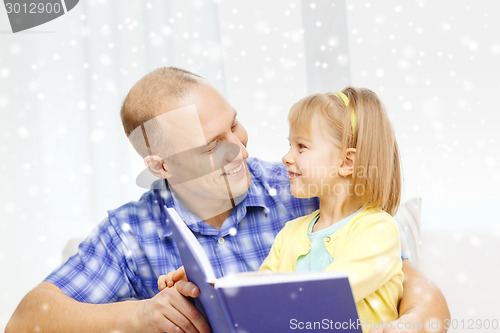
[121,67,202,157]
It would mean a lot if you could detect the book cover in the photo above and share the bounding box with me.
[166,207,362,333]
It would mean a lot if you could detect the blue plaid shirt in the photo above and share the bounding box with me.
[45,158,319,303]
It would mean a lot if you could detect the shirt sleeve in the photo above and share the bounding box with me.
[44,217,138,303]
[325,215,402,303]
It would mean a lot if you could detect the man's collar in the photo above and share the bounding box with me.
[239,179,268,208]
[160,177,268,238]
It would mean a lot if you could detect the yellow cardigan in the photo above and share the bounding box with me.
[260,208,403,329]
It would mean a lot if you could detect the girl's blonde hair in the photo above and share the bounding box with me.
[288,86,401,216]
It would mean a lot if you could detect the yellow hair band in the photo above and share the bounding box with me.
[335,91,356,137]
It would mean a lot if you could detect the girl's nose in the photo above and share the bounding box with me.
[282,149,293,165]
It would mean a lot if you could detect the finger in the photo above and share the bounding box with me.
[166,271,177,288]
[175,280,200,298]
[164,324,185,333]
[166,271,175,282]
[166,267,187,288]
[160,307,195,333]
[172,266,188,281]
[164,287,210,333]
[158,276,167,291]
[160,318,187,333]
[158,288,198,333]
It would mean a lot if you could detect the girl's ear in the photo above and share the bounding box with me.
[339,148,356,177]
[144,155,169,179]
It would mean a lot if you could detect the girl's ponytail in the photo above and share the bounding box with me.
[342,87,401,216]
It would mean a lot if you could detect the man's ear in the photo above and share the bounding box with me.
[339,148,356,177]
[144,155,169,179]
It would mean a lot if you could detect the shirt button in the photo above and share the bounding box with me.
[325,236,331,242]
[218,237,225,245]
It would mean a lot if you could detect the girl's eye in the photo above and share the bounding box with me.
[298,144,307,149]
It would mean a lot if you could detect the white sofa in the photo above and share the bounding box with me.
[393,198,500,331]
[419,227,500,331]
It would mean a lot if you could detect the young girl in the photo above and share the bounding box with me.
[259,87,403,329]
[159,87,403,330]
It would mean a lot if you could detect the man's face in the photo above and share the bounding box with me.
[161,83,251,208]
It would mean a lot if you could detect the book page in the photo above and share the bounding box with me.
[214,270,348,288]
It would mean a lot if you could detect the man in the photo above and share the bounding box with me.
[7,67,450,333]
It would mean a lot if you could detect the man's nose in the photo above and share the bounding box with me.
[225,133,248,162]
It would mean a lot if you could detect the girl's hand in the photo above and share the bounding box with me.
[158,266,188,291]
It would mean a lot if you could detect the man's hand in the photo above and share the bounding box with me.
[368,260,450,333]
[6,281,210,333]
[137,279,210,333]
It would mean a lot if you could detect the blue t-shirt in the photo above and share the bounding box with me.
[295,209,361,272]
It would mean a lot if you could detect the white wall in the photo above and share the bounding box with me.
[345,0,500,230]
[343,1,500,325]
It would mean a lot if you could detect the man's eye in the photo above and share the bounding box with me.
[231,122,238,131]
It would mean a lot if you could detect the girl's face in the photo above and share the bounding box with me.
[282,114,343,198]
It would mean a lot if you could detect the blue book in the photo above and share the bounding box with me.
[166,208,362,333]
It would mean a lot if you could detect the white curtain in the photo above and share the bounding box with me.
[0,0,352,325]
